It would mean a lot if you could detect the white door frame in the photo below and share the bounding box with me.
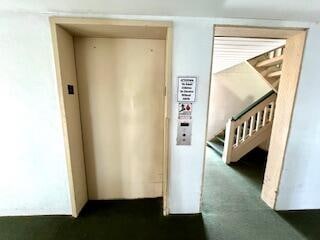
[202,25,307,209]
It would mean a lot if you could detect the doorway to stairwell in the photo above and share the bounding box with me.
[207,41,285,164]
[201,25,307,216]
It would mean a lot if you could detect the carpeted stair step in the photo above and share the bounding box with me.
[207,138,224,156]
[216,135,225,144]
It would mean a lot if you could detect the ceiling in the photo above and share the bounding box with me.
[1,0,320,22]
[212,37,286,73]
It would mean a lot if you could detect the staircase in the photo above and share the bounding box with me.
[247,45,285,93]
[207,91,277,164]
[207,130,225,155]
[207,45,285,164]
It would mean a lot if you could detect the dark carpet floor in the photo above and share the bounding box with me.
[0,199,205,240]
[1,148,320,239]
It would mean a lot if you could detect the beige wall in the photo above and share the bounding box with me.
[207,62,271,140]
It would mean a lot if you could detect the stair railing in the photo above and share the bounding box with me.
[222,92,277,164]
[267,46,285,59]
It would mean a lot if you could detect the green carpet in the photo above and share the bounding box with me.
[202,147,320,240]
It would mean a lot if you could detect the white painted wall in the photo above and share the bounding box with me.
[168,18,213,213]
[0,9,319,215]
[0,13,71,215]
[207,63,271,140]
[1,0,319,21]
[276,24,320,210]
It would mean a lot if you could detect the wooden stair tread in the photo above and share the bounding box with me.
[267,70,282,78]
[260,66,280,78]
[268,77,280,83]
[256,55,283,68]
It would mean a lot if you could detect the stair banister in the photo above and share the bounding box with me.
[222,91,277,164]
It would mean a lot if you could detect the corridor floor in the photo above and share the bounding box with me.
[202,147,320,240]
[1,148,320,239]
[0,199,205,240]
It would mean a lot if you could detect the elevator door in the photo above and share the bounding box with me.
[74,38,165,199]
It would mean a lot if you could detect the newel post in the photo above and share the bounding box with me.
[222,118,235,164]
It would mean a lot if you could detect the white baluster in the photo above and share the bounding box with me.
[242,121,248,141]
[262,106,268,126]
[256,111,261,132]
[268,50,275,59]
[269,102,275,121]
[235,126,240,147]
[249,116,254,136]
[275,47,282,57]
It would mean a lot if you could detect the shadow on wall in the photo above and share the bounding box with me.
[207,62,271,140]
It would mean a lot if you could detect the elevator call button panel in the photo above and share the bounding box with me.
[177,120,192,145]
[176,103,192,145]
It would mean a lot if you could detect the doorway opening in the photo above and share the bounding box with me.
[202,25,307,212]
[50,17,172,217]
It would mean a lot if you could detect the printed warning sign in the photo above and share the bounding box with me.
[177,76,197,102]
[178,103,192,119]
